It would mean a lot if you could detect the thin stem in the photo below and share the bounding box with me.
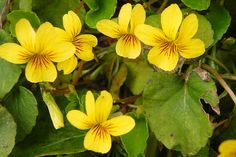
[221,74,236,81]
[73,0,84,13]
[206,55,230,73]
[45,87,70,94]
[144,0,159,8]
[219,90,227,99]
[114,95,142,104]
[157,0,168,13]
[72,61,85,86]
[201,63,236,105]
[0,0,10,28]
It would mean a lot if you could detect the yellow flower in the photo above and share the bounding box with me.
[96,3,145,59]
[55,11,98,74]
[218,140,236,157]
[67,90,135,154]
[0,19,75,83]
[134,4,205,71]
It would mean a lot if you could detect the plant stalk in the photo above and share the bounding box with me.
[201,64,236,105]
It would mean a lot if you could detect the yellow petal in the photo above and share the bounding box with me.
[148,46,179,71]
[0,43,32,64]
[116,34,141,59]
[85,91,96,122]
[84,125,112,154]
[49,41,75,62]
[76,34,98,47]
[55,27,71,42]
[161,4,182,40]
[219,140,236,154]
[102,115,135,136]
[130,4,145,32]
[57,55,78,74]
[15,19,36,52]
[118,3,132,33]
[25,56,57,83]
[95,91,113,123]
[134,24,167,46]
[178,14,198,40]
[178,39,205,59]
[35,22,55,53]
[96,20,121,38]
[63,10,82,39]
[74,43,94,61]
[67,110,94,130]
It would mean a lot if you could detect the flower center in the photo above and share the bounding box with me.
[229,152,236,157]
[122,34,138,45]
[30,54,50,69]
[92,124,109,138]
[72,37,82,53]
[159,40,178,57]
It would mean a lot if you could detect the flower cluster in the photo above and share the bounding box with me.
[0,11,97,83]
[0,3,206,155]
[0,3,205,83]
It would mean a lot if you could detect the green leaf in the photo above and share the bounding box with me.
[145,14,161,28]
[65,87,87,113]
[83,0,99,10]
[181,0,211,11]
[121,113,149,157]
[206,4,231,44]
[10,117,86,157]
[4,86,38,142]
[85,0,117,28]
[19,0,32,11]
[194,14,214,48]
[0,105,17,157]
[32,0,85,27]
[7,10,40,36]
[143,72,214,155]
[0,0,6,11]
[124,59,154,95]
[0,58,22,99]
[191,146,209,157]
[0,29,13,44]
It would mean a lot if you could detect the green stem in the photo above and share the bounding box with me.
[114,95,142,104]
[201,64,236,105]
[72,61,85,86]
[157,0,169,13]
[73,0,84,13]
[219,90,227,99]
[144,0,159,8]
[206,55,230,73]
[0,0,10,28]
[221,74,236,81]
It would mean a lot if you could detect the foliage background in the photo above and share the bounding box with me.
[0,0,236,157]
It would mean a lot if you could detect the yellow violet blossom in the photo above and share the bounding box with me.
[56,11,97,74]
[67,90,135,154]
[134,4,205,71]
[218,139,236,157]
[0,19,75,83]
[96,3,145,59]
